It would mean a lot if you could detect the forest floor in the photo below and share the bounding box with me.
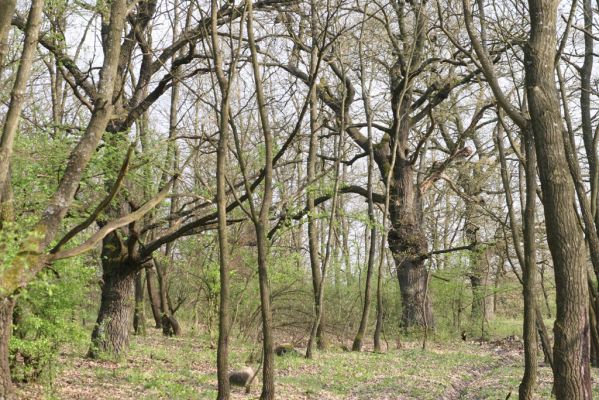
[14,327,599,400]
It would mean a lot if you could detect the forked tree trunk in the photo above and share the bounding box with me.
[0,297,15,399]
[352,226,375,351]
[154,259,181,336]
[579,1,599,365]
[246,4,275,396]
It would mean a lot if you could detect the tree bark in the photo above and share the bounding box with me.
[387,161,432,328]
[0,0,16,76]
[211,0,232,396]
[0,297,15,399]
[588,279,599,366]
[154,259,181,336]
[145,266,162,328]
[306,26,324,351]
[133,271,146,336]
[353,214,376,351]
[519,126,538,400]
[0,0,44,204]
[0,0,127,297]
[525,1,592,397]
[88,233,136,358]
[384,2,433,327]
[0,1,44,394]
[246,4,275,396]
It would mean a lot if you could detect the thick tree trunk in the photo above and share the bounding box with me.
[0,297,15,400]
[89,266,135,358]
[387,162,432,328]
[89,234,136,358]
[394,256,432,329]
[525,1,592,397]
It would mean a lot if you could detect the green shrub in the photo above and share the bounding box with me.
[9,258,97,384]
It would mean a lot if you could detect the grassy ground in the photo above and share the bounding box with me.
[14,328,599,400]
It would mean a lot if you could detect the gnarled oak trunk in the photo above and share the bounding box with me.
[387,161,432,328]
[89,266,135,358]
[89,234,136,358]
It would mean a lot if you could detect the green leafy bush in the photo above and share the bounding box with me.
[9,258,97,383]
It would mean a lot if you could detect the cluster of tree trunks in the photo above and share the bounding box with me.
[0,1,598,399]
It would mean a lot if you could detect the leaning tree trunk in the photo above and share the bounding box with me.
[89,234,136,358]
[387,160,432,329]
[0,1,45,395]
[0,297,15,399]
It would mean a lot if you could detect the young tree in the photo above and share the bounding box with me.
[210,0,236,397]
